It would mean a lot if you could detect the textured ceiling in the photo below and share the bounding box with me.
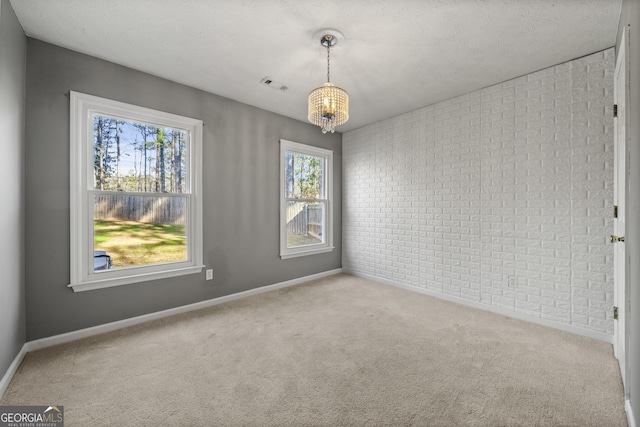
[10,0,622,132]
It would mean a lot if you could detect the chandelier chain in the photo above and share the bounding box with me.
[327,44,331,83]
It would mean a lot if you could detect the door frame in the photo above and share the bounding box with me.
[613,25,630,396]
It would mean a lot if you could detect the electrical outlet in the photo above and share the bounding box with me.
[507,276,516,288]
[206,269,213,280]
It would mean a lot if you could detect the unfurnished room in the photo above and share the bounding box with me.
[0,1,638,426]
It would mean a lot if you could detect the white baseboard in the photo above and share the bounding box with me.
[0,268,342,399]
[0,344,28,399]
[347,270,613,343]
[627,400,637,427]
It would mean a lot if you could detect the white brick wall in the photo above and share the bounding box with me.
[343,49,615,335]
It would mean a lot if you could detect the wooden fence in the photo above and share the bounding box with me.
[94,195,186,225]
[286,202,323,238]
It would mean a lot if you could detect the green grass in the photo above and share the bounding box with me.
[287,233,322,247]
[94,220,186,269]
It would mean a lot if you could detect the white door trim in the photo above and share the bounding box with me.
[613,25,630,396]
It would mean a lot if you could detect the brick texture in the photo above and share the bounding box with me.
[343,49,615,334]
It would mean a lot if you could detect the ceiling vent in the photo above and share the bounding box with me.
[260,77,288,91]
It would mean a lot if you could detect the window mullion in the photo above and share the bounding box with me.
[285,198,326,203]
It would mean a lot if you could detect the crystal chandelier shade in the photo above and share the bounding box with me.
[308,82,349,134]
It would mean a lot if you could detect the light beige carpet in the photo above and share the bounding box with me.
[1,274,627,426]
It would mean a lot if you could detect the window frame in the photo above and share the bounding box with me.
[69,91,204,292]
[279,139,334,259]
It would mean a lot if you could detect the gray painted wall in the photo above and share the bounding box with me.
[617,0,639,423]
[0,0,26,377]
[24,39,341,340]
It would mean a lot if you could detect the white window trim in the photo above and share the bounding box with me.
[279,139,334,259]
[69,91,204,292]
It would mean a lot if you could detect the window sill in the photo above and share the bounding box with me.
[280,246,334,260]
[68,265,205,292]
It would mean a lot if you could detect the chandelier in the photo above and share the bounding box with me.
[308,33,349,134]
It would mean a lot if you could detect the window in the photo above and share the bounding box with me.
[280,139,333,259]
[69,92,203,292]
